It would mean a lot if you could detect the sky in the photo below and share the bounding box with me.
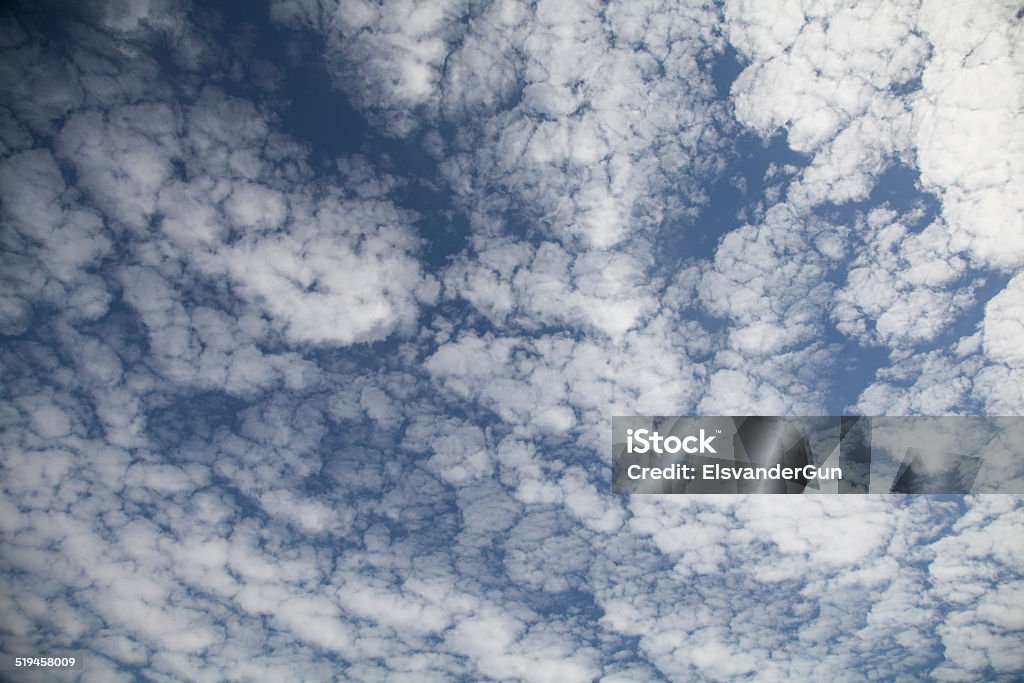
[0,0,1023,680]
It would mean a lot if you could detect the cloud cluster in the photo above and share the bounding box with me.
[1,0,1023,681]
[0,14,438,373]
[723,0,1024,415]
[597,495,1024,682]
[913,0,1024,270]
[275,0,730,250]
[832,207,976,350]
[726,0,925,208]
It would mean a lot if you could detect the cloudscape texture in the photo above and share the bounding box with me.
[1,0,1023,680]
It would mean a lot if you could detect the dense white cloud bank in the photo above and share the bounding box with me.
[721,0,1024,415]
[1,0,1023,681]
[913,0,1024,270]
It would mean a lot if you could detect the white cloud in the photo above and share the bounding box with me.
[853,344,982,416]
[591,496,1018,681]
[271,0,470,136]
[832,207,976,349]
[982,272,1024,367]
[690,203,843,414]
[726,0,925,208]
[853,266,1024,416]
[928,497,1024,680]
[698,203,838,357]
[4,86,436,360]
[443,238,656,338]
[205,191,437,346]
[424,326,705,452]
[276,0,728,248]
[0,148,113,330]
[912,0,1024,269]
[59,104,183,233]
[720,0,1024,417]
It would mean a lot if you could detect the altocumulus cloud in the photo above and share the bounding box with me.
[1,0,1023,681]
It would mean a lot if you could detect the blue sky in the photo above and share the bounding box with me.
[1,0,1023,680]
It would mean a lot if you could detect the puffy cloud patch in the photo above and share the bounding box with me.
[271,0,470,136]
[443,238,655,337]
[275,0,729,248]
[205,190,438,346]
[424,327,705,450]
[698,203,838,357]
[833,207,977,350]
[912,0,1024,269]
[928,497,1024,680]
[726,0,925,208]
[591,496,998,681]
[982,273,1024,367]
[0,148,112,331]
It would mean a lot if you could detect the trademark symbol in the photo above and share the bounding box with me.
[716,430,722,434]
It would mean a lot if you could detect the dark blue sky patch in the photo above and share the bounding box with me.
[710,44,746,100]
[657,131,810,270]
